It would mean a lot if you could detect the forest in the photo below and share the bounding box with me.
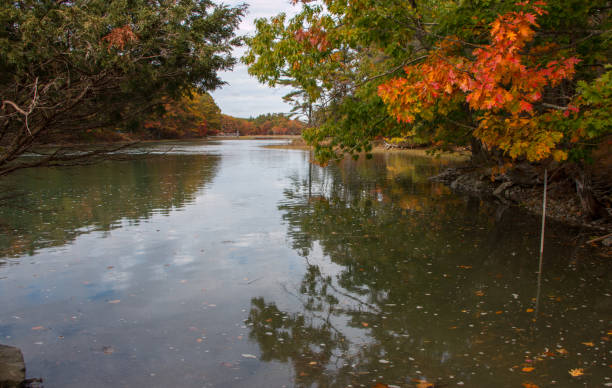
[244,0,611,220]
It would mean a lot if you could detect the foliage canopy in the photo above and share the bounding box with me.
[244,0,611,165]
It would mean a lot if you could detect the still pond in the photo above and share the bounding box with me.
[0,140,610,387]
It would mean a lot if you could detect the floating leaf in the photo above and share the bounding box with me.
[475,290,485,296]
[361,322,369,327]
[526,308,534,313]
[108,300,121,304]
[412,379,434,388]
[522,383,539,388]
[521,367,534,372]
[31,326,44,331]
[568,368,584,377]
[581,342,594,347]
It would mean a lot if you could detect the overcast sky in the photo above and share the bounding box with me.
[210,0,299,118]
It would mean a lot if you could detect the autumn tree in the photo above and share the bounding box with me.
[245,0,610,162]
[144,92,222,139]
[0,0,244,176]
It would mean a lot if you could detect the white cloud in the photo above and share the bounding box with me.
[210,0,300,117]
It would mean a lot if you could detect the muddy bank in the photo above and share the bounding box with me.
[430,166,611,239]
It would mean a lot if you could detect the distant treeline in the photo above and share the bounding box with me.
[221,113,305,136]
[64,92,305,142]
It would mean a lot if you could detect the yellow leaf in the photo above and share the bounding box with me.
[522,367,534,372]
[581,342,594,347]
[526,308,534,313]
[522,383,539,388]
[568,368,584,377]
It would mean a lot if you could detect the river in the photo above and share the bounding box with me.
[0,140,610,387]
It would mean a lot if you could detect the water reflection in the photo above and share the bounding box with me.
[0,154,220,257]
[251,152,612,387]
[0,143,609,387]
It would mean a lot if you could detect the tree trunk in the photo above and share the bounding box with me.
[470,137,489,165]
[574,168,607,220]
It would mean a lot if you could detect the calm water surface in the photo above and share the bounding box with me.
[0,140,610,387]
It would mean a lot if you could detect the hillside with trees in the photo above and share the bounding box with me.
[221,113,305,136]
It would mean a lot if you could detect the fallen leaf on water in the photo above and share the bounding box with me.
[581,342,594,347]
[496,311,503,314]
[31,326,44,331]
[522,383,539,388]
[457,265,472,269]
[372,384,388,388]
[521,367,534,372]
[107,300,121,304]
[361,322,369,327]
[107,266,114,270]
[308,361,317,365]
[568,368,584,377]
[413,379,434,388]
[475,290,485,297]
[526,308,534,313]
[556,348,568,355]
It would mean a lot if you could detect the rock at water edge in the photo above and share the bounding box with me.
[0,345,25,388]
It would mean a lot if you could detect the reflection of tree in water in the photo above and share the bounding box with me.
[0,154,220,257]
[249,153,610,387]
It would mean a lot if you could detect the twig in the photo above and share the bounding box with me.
[587,233,612,244]
[534,168,547,320]
[247,276,264,285]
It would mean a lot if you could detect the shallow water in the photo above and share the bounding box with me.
[0,140,610,387]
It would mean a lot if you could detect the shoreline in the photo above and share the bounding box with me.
[29,136,612,243]
[265,137,611,242]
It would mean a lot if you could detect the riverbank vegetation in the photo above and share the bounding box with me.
[244,0,611,221]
